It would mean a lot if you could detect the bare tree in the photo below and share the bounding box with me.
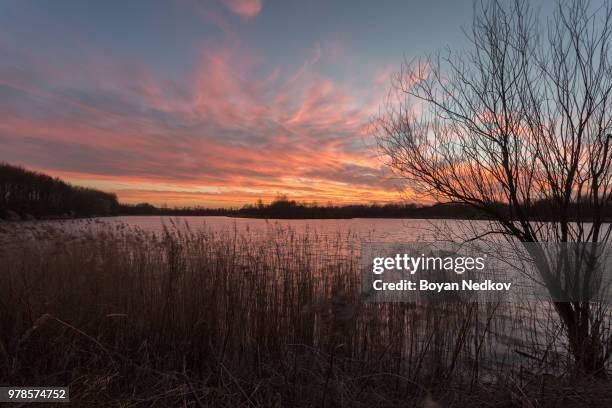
[375,0,612,376]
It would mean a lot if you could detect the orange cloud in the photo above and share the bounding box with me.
[0,20,404,208]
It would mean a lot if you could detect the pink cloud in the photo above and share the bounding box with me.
[0,22,403,207]
[221,0,262,18]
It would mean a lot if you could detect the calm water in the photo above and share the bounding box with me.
[73,215,475,242]
[9,216,490,252]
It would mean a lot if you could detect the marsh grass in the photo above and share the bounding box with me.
[0,220,610,407]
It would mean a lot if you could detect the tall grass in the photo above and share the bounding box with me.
[0,220,609,407]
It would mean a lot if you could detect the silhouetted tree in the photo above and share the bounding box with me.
[376,0,612,375]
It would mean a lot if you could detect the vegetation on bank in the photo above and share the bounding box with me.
[1,162,473,220]
[6,162,612,222]
[1,162,486,220]
[0,163,119,220]
[2,222,611,407]
[117,197,487,219]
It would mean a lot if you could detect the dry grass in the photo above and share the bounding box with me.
[0,220,610,407]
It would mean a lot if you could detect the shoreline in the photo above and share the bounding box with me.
[5,213,609,222]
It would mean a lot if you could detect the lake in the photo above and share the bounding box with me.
[24,215,480,243]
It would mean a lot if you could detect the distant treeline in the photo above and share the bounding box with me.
[118,197,486,219]
[118,195,612,221]
[5,162,612,221]
[0,163,119,220]
[117,202,231,216]
[235,198,483,219]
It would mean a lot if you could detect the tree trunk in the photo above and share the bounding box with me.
[557,302,607,377]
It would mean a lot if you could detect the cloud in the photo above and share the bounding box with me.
[220,0,262,18]
[0,21,401,207]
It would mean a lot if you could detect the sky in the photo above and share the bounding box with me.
[0,0,552,207]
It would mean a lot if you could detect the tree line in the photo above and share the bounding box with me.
[118,196,486,219]
[6,163,612,222]
[119,195,612,220]
[0,163,119,220]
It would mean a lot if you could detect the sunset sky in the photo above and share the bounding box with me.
[0,0,553,207]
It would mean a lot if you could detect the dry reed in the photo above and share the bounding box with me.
[0,220,610,407]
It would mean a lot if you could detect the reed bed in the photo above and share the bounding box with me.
[0,220,610,407]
